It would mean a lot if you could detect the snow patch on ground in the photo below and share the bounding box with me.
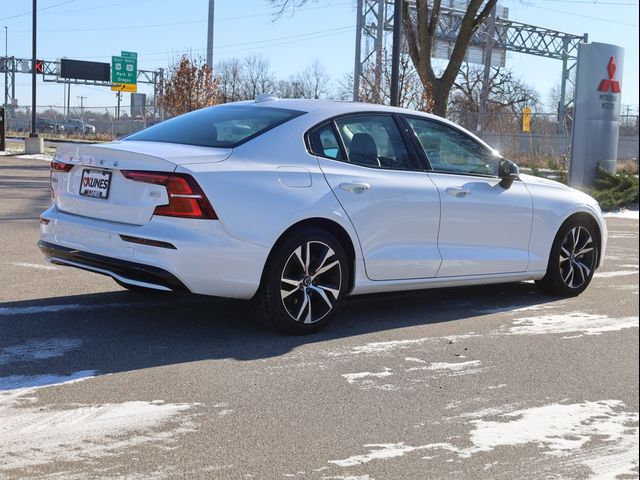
[329,443,424,467]
[504,313,638,337]
[604,210,639,219]
[10,153,53,162]
[342,368,393,384]
[472,303,554,315]
[11,262,60,271]
[407,360,483,377]
[594,270,639,279]
[425,400,639,479]
[321,475,375,480]
[0,370,96,391]
[426,361,481,372]
[349,338,429,354]
[0,338,82,366]
[0,299,198,316]
[0,398,196,471]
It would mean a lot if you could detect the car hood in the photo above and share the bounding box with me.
[520,173,602,210]
[519,173,570,190]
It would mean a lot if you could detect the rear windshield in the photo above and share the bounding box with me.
[125,105,304,148]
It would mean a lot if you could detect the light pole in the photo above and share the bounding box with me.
[390,0,403,107]
[3,26,7,113]
[206,0,215,68]
[31,0,37,136]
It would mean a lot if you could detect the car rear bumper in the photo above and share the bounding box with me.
[38,240,189,292]
[39,206,270,299]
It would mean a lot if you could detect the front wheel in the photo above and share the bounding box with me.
[254,228,348,334]
[536,218,599,296]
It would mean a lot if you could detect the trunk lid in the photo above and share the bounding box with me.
[52,142,230,225]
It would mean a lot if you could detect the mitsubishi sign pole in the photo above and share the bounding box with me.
[569,42,624,188]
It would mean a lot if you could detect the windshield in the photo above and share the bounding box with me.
[125,105,304,148]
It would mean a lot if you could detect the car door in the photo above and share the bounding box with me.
[309,114,442,281]
[404,116,533,277]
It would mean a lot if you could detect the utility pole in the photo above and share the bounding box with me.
[77,95,86,119]
[66,83,70,118]
[25,0,43,154]
[206,0,215,68]
[390,0,403,107]
[30,0,37,136]
[476,3,497,135]
[3,26,7,114]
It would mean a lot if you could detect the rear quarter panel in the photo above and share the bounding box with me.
[176,117,362,258]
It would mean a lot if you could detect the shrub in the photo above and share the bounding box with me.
[586,168,639,211]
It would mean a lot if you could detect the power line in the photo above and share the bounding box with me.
[11,1,355,34]
[534,0,638,4]
[0,0,79,21]
[64,25,354,61]
[504,0,639,26]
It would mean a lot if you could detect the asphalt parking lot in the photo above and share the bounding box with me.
[1,155,638,480]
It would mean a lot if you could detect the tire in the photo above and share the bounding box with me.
[536,217,599,296]
[254,228,349,334]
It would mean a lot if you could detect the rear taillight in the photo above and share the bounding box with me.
[50,160,73,199]
[121,170,217,220]
[51,160,74,172]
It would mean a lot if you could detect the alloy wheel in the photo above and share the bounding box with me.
[280,241,342,324]
[559,226,595,289]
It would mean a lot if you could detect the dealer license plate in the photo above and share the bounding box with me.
[79,169,112,199]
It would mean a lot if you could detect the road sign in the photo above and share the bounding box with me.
[111,51,137,92]
[111,83,137,93]
[522,106,532,133]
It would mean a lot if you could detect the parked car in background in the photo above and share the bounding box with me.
[64,118,96,135]
[39,97,607,334]
[35,117,65,134]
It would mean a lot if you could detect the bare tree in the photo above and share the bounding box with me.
[293,60,331,99]
[337,47,433,111]
[268,0,497,117]
[159,55,220,117]
[241,54,276,99]
[216,58,245,102]
[448,64,539,131]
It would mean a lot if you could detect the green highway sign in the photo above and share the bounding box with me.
[111,51,137,91]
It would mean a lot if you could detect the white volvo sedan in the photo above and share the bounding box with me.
[40,97,606,333]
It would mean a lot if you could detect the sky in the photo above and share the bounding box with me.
[1,0,638,115]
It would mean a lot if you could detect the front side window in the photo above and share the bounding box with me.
[125,105,303,148]
[334,115,419,170]
[406,117,499,176]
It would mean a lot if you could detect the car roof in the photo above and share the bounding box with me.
[227,97,463,129]
[224,98,495,152]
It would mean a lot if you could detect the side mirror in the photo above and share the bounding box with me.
[498,159,520,189]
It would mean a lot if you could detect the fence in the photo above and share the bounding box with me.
[3,105,639,168]
[452,111,639,168]
[3,105,160,139]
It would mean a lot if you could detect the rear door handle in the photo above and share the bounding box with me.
[339,182,371,193]
[446,186,471,198]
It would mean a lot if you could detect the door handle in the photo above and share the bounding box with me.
[339,182,371,193]
[446,186,471,198]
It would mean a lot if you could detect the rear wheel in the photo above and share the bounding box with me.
[536,218,598,296]
[254,228,348,334]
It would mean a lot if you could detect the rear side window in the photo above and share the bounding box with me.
[307,123,344,160]
[335,115,420,170]
[125,105,303,148]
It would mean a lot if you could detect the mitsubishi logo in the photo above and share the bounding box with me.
[598,57,621,93]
